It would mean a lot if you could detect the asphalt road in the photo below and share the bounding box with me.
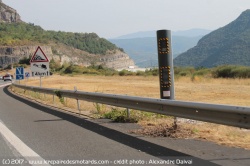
[0,82,249,166]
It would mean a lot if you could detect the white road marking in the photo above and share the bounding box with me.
[0,120,51,166]
[0,83,12,87]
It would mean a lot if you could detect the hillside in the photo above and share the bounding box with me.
[174,9,250,67]
[109,35,203,67]
[0,1,135,69]
[0,22,120,55]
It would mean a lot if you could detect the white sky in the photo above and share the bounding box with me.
[3,0,250,38]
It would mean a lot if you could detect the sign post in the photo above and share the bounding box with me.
[25,72,30,85]
[30,46,50,87]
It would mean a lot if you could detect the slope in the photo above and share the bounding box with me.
[174,9,250,67]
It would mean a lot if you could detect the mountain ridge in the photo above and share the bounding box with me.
[112,28,211,39]
[174,9,250,67]
[109,34,204,67]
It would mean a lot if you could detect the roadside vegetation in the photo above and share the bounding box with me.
[8,72,250,150]
[49,61,250,79]
[12,56,250,79]
[3,59,250,150]
[0,22,122,54]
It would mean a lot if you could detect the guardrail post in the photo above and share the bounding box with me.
[127,108,130,118]
[74,86,81,116]
[77,99,81,116]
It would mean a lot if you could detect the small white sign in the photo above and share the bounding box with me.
[163,91,170,97]
[30,62,49,77]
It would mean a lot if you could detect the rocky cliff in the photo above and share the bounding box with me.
[100,52,135,69]
[0,46,52,68]
[0,45,135,69]
[0,0,22,23]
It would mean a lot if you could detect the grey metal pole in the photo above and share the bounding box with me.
[40,76,42,87]
[157,30,177,128]
[157,30,175,99]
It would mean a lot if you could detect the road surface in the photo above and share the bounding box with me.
[0,82,249,166]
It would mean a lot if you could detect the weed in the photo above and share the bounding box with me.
[54,90,64,104]
[103,108,138,123]
[93,103,107,114]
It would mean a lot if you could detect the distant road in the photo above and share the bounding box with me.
[0,84,249,166]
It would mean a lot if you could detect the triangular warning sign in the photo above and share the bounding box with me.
[30,46,49,63]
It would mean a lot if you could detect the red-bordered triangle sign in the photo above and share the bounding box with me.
[30,46,49,63]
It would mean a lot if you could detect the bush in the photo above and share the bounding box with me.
[49,58,62,72]
[212,65,250,78]
[19,56,31,65]
[136,71,145,76]
[118,69,134,76]
[64,64,84,74]
[174,67,195,77]
[103,108,138,123]
[145,68,159,76]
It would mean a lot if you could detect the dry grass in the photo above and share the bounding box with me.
[19,75,250,106]
[11,74,250,150]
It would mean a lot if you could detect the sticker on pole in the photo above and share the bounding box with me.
[30,46,50,77]
[163,91,170,97]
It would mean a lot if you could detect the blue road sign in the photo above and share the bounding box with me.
[25,72,30,78]
[16,67,24,80]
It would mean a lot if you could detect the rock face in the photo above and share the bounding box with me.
[0,46,136,69]
[0,46,52,68]
[0,1,22,23]
[100,52,135,69]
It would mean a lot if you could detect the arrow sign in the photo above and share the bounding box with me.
[25,72,30,78]
[16,67,24,80]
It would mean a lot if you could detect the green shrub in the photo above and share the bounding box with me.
[212,65,250,78]
[118,69,134,76]
[136,71,145,76]
[174,67,195,77]
[64,64,84,74]
[103,108,138,123]
[145,68,159,76]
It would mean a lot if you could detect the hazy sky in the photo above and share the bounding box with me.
[3,0,250,38]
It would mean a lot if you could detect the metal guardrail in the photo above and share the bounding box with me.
[12,83,250,129]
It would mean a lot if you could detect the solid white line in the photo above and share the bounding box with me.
[0,120,51,166]
[0,83,12,87]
